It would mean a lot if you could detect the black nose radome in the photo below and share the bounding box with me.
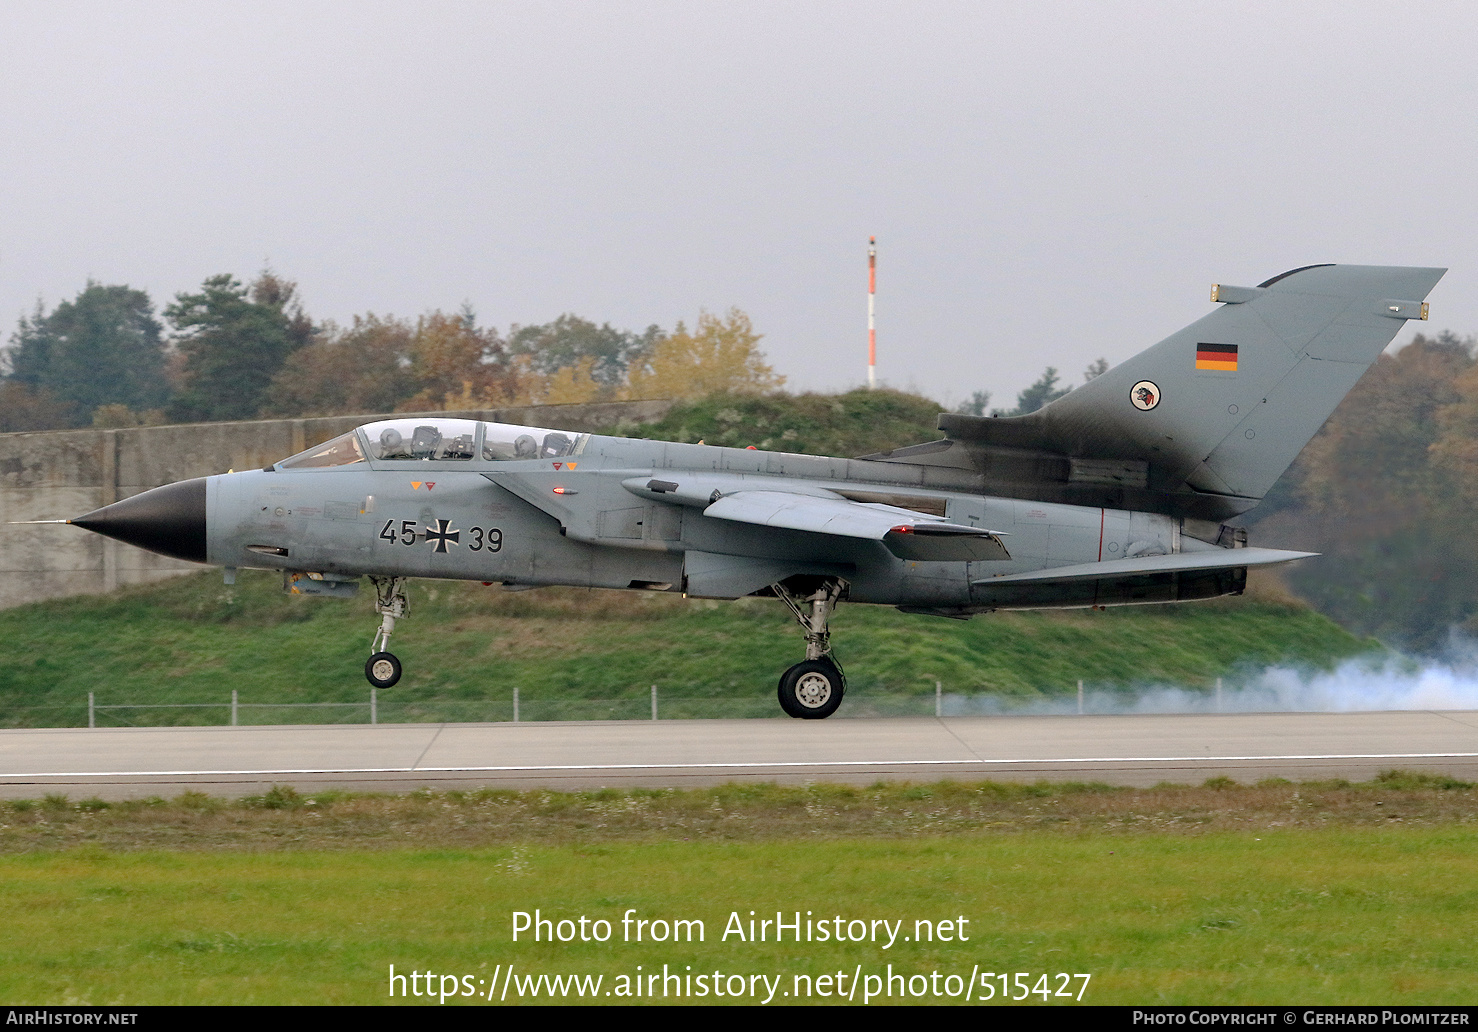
[72,477,208,563]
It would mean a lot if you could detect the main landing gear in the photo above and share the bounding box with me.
[772,579,847,719]
[365,576,409,689]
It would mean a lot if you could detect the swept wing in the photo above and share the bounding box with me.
[702,491,1010,561]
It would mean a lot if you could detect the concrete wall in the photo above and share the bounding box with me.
[0,400,673,609]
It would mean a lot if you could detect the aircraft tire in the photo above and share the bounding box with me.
[365,651,402,689]
[777,659,844,719]
[776,671,804,718]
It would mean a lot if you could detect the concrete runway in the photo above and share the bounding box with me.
[2,711,1477,799]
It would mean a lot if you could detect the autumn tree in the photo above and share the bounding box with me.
[507,355,605,406]
[398,307,517,411]
[1251,332,1477,649]
[0,382,76,432]
[624,308,783,401]
[1432,367,1478,516]
[91,403,168,428]
[267,315,418,417]
[1426,334,1478,578]
[1293,334,1471,537]
[509,314,662,391]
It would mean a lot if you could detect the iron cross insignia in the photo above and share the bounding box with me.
[423,519,460,553]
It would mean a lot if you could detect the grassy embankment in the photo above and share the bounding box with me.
[1,776,1476,1005]
[0,567,1374,726]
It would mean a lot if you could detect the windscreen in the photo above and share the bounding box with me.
[277,431,366,469]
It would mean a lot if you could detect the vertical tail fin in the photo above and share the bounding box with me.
[935,263,1445,517]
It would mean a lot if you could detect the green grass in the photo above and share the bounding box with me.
[613,387,946,457]
[1,827,1475,1004]
[1,570,1375,725]
[5,775,1475,852]
[5,778,1474,1005]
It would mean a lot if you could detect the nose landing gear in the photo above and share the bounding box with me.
[365,576,409,689]
[773,579,847,719]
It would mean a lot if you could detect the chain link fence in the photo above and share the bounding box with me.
[1,682,993,728]
[2,678,1241,728]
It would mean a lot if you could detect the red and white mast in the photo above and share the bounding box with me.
[867,236,877,388]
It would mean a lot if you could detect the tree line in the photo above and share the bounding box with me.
[1248,331,1478,652]
[0,272,782,432]
[954,358,1110,418]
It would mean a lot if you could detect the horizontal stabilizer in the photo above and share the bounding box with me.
[972,546,1315,585]
[704,491,1010,561]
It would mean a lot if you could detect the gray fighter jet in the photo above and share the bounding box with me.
[66,264,1444,717]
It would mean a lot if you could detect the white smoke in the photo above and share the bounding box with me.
[940,650,1478,716]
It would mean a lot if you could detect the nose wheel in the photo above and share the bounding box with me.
[366,651,402,689]
[365,576,410,689]
[772,578,847,718]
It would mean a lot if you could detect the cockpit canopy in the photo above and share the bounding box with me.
[274,418,587,469]
[481,423,580,461]
[366,418,478,461]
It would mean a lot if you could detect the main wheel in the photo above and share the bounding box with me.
[777,669,803,717]
[777,659,845,719]
[365,651,402,689]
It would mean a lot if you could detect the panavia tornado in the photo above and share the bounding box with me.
[63,264,1444,717]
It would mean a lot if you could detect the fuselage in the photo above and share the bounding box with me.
[201,417,1236,614]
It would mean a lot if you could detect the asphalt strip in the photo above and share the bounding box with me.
[4,752,1477,780]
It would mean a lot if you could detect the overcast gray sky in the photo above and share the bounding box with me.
[2,0,1474,408]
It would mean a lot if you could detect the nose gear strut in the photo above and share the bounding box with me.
[772,578,847,718]
[366,576,410,688]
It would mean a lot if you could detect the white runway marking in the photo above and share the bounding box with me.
[5,752,1478,780]
[5,713,1474,795]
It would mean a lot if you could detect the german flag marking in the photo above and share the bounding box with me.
[1196,343,1238,371]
